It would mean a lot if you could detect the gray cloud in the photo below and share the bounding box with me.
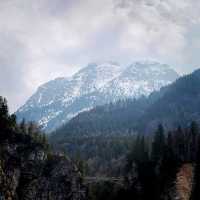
[0,0,200,112]
[0,31,30,112]
[114,0,200,70]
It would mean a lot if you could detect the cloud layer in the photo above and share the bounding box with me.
[0,0,200,112]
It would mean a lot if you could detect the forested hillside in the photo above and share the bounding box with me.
[0,97,86,200]
[120,123,200,200]
[52,122,200,200]
[2,96,200,199]
[51,69,200,140]
[50,97,150,140]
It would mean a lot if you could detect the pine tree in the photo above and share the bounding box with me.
[190,134,200,199]
[139,135,149,163]
[189,121,199,161]
[8,114,17,130]
[20,119,27,134]
[174,126,185,161]
[164,131,176,162]
[151,124,165,162]
[0,97,8,117]
[0,96,9,130]
[131,135,149,163]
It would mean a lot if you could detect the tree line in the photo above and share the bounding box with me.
[124,122,200,200]
[0,96,49,149]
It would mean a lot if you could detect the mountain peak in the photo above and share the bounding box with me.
[16,61,179,132]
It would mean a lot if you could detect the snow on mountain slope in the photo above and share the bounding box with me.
[100,61,178,99]
[61,62,123,105]
[16,61,179,132]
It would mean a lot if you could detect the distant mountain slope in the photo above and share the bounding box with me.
[140,69,200,132]
[100,61,178,99]
[50,98,150,140]
[51,69,200,140]
[16,61,178,132]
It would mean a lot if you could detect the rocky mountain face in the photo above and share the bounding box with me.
[0,134,86,200]
[0,97,86,200]
[0,145,85,200]
[0,135,86,199]
[16,61,178,132]
[175,164,194,200]
[100,61,178,99]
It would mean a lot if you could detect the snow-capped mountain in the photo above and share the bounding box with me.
[16,61,179,132]
[100,61,178,99]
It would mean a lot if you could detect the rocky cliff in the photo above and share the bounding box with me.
[0,129,86,200]
[0,95,86,200]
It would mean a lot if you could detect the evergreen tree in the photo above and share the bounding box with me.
[0,96,9,130]
[174,126,185,161]
[190,134,200,199]
[9,114,17,129]
[0,97,8,117]
[139,136,149,163]
[162,131,176,162]
[189,121,199,161]
[27,121,41,139]
[191,121,199,136]
[20,118,27,134]
[151,124,165,162]
[129,135,149,164]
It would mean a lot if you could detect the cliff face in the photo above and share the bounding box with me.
[160,163,195,200]
[175,164,194,200]
[0,130,86,200]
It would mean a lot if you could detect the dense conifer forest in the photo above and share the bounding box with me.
[52,121,200,200]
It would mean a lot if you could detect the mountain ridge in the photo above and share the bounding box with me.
[51,68,200,140]
[16,61,179,132]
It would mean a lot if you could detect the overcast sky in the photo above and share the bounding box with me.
[1,0,200,112]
